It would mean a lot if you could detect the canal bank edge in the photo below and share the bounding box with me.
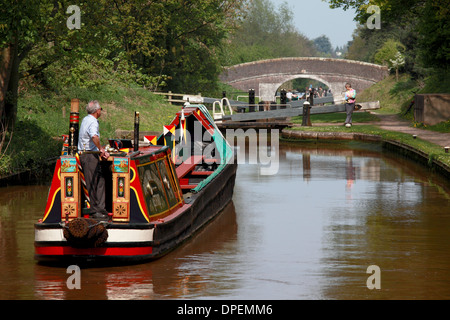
[281,129,450,181]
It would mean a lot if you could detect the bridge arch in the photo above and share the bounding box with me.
[274,74,333,94]
[220,57,389,102]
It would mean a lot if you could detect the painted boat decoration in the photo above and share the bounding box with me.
[34,99,237,263]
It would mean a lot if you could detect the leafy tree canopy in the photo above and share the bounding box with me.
[326,0,449,70]
[0,0,245,138]
[222,0,317,66]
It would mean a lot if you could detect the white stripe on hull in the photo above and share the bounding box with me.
[35,228,154,243]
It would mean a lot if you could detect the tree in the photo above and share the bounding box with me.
[155,0,245,93]
[0,0,245,148]
[1,1,39,140]
[223,0,317,66]
[313,35,333,56]
[0,0,112,147]
[390,51,406,81]
[374,39,405,68]
[325,0,450,71]
[418,0,450,68]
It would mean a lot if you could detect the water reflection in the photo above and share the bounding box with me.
[279,142,450,299]
[0,186,48,299]
[1,141,450,299]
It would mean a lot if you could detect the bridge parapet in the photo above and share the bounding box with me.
[220,57,389,102]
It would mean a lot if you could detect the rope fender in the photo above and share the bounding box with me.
[63,218,108,248]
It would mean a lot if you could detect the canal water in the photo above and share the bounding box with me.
[1,140,450,300]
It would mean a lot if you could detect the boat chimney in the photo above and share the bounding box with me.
[134,111,140,151]
[68,99,79,155]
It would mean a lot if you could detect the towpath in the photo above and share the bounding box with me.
[294,113,450,148]
[372,113,450,148]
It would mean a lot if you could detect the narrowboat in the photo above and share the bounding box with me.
[34,99,237,263]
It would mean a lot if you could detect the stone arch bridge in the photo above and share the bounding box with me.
[219,57,389,102]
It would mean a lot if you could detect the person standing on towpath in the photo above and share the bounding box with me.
[344,83,356,127]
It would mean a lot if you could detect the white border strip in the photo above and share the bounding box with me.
[35,228,154,243]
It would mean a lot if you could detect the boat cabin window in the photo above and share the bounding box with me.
[157,159,179,208]
[138,157,179,216]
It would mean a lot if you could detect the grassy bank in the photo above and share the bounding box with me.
[357,73,450,132]
[1,83,179,179]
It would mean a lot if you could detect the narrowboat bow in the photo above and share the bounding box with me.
[34,100,237,263]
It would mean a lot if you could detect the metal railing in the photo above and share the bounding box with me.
[212,98,234,122]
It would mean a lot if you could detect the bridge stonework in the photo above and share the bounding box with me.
[220,57,389,102]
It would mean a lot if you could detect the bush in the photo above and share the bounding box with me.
[0,119,61,178]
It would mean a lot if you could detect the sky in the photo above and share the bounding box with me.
[270,0,358,49]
